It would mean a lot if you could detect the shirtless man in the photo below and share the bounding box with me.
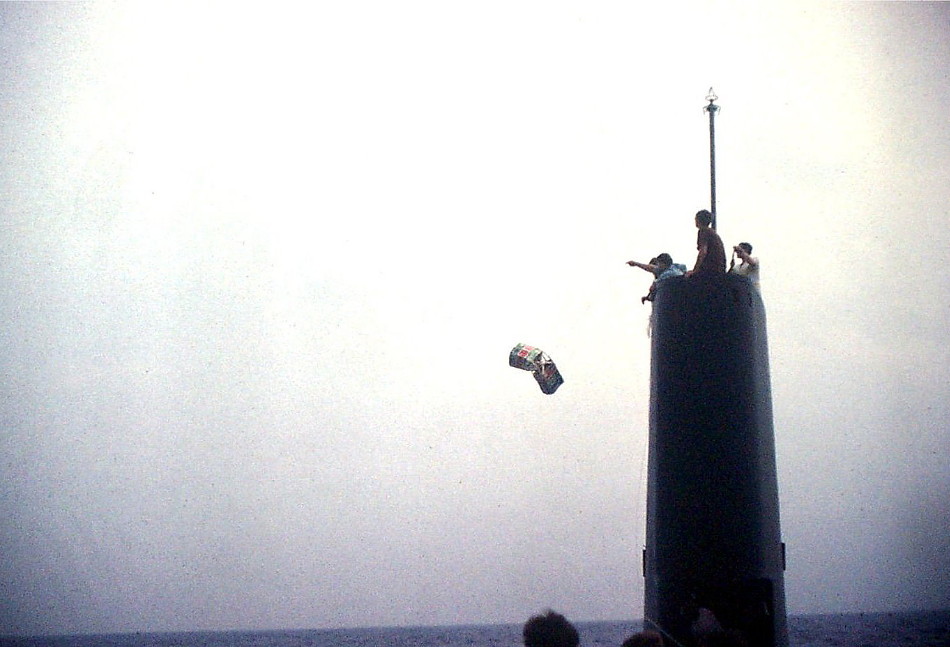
[686,209,726,277]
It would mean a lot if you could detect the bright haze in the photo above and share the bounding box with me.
[2,1,948,637]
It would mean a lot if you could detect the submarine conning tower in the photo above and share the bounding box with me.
[644,272,788,647]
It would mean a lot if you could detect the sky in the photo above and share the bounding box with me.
[1,0,949,637]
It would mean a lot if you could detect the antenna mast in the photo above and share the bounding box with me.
[704,88,720,230]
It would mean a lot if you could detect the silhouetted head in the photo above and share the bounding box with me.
[655,253,673,268]
[523,610,579,647]
[695,210,714,227]
[622,630,665,647]
[737,242,752,254]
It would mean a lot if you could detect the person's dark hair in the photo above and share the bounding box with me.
[737,242,752,254]
[695,210,713,226]
[655,253,673,267]
[522,610,579,647]
[622,629,665,647]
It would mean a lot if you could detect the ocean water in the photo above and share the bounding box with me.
[3,610,949,647]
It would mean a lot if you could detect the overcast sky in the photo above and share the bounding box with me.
[2,1,949,637]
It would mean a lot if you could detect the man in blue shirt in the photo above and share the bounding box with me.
[627,253,687,303]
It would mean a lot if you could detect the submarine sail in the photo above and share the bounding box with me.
[643,272,788,647]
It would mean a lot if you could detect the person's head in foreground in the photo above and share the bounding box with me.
[522,609,579,647]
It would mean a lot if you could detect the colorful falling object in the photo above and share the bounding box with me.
[509,343,564,395]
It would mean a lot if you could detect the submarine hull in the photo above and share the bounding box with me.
[644,273,788,647]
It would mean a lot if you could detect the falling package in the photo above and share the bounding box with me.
[509,343,564,395]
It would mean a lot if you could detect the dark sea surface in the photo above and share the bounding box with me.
[3,610,949,647]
